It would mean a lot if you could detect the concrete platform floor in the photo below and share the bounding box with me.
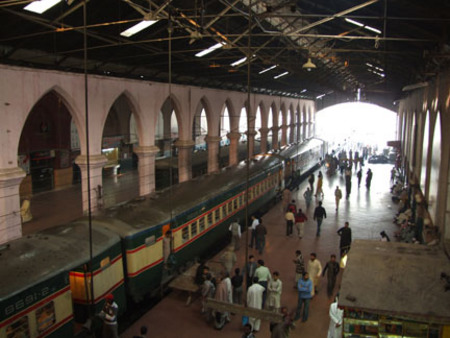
[120,163,400,338]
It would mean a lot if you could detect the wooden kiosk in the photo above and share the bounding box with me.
[339,240,450,338]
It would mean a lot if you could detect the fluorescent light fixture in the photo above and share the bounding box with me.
[345,18,382,35]
[345,18,364,27]
[316,94,326,99]
[120,20,158,37]
[231,57,247,67]
[274,71,288,79]
[195,42,225,57]
[259,65,277,74]
[365,25,382,34]
[24,0,61,14]
[301,89,307,93]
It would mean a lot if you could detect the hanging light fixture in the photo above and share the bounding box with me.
[302,58,316,71]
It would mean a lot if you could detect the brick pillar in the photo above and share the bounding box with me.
[227,132,241,166]
[0,167,25,244]
[174,140,195,182]
[134,145,159,196]
[75,154,107,214]
[205,136,221,173]
[259,127,269,154]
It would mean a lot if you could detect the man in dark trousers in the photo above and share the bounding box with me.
[322,254,340,298]
[366,168,373,189]
[313,201,327,237]
[337,221,352,256]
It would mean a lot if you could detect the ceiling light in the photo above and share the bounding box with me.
[365,25,382,34]
[345,18,364,27]
[302,58,316,71]
[259,65,277,74]
[120,19,158,37]
[231,57,247,67]
[316,94,326,99]
[24,0,61,14]
[274,71,288,79]
[195,42,225,57]
[301,89,307,93]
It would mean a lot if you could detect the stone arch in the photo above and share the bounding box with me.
[18,89,82,197]
[192,97,212,151]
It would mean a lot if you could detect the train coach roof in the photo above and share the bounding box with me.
[99,148,285,237]
[0,220,120,300]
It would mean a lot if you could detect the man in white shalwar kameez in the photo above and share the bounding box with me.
[247,277,265,332]
[327,298,343,338]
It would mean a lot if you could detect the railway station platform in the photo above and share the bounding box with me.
[116,163,401,338]
[22,162,406,337]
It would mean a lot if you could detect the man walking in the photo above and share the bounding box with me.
[295,208,308,239]
[247,277,265,332]
[366,168,373,189]
[356,169,362,188]
[313,201,327,237]
[249,215,259,248]
[255,259,271,308]
[255,220,267,255]
[337,221,352,256]
[307,253,322,295]
[334,186,342,211]
[294,272,313,322]
[322,254,340,298]
[303,187,313,209]
[285,208,295,237]
[229,218,241,250]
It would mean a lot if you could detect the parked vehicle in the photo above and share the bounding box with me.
[368,155,389,164]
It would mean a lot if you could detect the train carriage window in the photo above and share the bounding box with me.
[207,212,213,227]
[36,301,56,333]
[233,198,238,210]
[190,222,198,238]
[198,217,205,232]
[6,317,30,337]
[239,195,243,206]
[215,209,221,222]
[182,227,189,243]
[228,202,233,214]
[222,205,227,217]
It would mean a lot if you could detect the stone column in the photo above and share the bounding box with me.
[259,127,269,154]
[281,125,288,147]
[271,127,279,150]
[296,123,301,143]
[227,132,241,166]
[205,136,221,173]
[134,145,160,196]
[174,140,195,182]
[0,167,26,244]
[247,130,257,158]
[75,154,108,214]
[289,123,296,144]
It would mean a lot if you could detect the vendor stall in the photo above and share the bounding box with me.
[339,240,450,338]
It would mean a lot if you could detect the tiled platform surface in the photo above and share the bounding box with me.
[119,163,402,338]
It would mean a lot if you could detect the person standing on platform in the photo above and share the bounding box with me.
[255,259,271,308]
[366,168,373,189]
[315,171,324,197]
[322,254,340,298]
[245,255,257,288]
[221,246,237,275]
[303,187,313,210]
[267,271,282,313]
[307,253,322,295]
[293,250,305,288]
[295,209,308,239]
[247,277,265,332]
[334,186,342,211]
[285,208,295,237]
[214,273,230,329]
[99,293,119,338]
[231,268,244,305]
[308,173,315,191]
[249,215,259,248]
[294,272,313,322]
[201,273,215,314]
[271,306,295,338]
[229,218,241,250]
[344,168,352,199]
[163,230,173,269]
[356,169,362,188]
[313,201,327,237]
[255,220,267,255]
[327,297,344,338]
[337,222,352,256]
